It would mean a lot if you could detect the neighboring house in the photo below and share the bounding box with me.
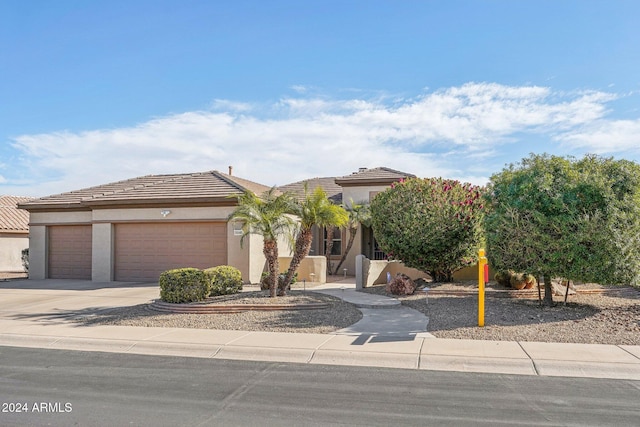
[19,170,273,283]
[19,166,413,283]
[0,195,31,272]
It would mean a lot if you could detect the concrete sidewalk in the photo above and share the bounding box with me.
[0,279,639,380]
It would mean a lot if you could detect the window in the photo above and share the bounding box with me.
[323,227,342,256]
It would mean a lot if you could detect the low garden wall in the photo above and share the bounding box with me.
[278,256,327,283]
[355,254,493,288]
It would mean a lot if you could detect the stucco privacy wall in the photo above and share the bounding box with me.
[28,207,265,283]
[356,255,491,288]
[279,256,327,283]
[0,233,28,272]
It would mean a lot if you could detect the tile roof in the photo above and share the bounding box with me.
[334,167,416,185]
[278,177,343,204]
[0,196,32,232]
[19,171,272,210]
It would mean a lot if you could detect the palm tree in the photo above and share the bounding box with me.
[333,200,371,275]
[280,185,348,295]
[324,225,336,276]
[228,188,296,298]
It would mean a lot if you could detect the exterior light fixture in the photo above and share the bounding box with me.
[233,222,243,236]
[160,210,171,217]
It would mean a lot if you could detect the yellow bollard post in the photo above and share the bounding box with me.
[478,248,487,327]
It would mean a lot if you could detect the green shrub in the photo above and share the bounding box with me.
[204,265,243,296]
[508,272,537,290]
[260,270,298,291]
[159,268,210,303]
[494,270,513,287]
[370,177,485,282]
[21,248,29,272]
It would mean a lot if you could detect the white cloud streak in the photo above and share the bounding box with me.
[3,82,636,197]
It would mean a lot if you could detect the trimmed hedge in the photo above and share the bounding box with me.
[204,265,243,296]
[159,268,210,303]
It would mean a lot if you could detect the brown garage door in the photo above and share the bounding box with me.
[48,225,92,279]
[114,222,227,281]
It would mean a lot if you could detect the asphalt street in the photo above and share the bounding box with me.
[1,346,639,427]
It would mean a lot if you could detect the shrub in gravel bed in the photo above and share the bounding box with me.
[205,265,243,296]
[260,270,297,291]
[159,268,210,303]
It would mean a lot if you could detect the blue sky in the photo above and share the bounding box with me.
[2,0,639,197]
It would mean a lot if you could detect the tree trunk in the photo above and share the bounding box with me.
[279,228,312,296]
[334,226,357,275]
[263,240,279,298]
[543,274,554,306]
[325,225,335,275]
[433,270,454,283]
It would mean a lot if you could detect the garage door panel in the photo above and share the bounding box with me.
[114,222,227,281]
[48,225,92,279]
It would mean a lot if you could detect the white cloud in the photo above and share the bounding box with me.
[558,119,640,153]
[209,99,253,112]
[3,82,635,197]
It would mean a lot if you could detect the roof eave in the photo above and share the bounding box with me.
[334,178,405,187]
[83,196,240,208]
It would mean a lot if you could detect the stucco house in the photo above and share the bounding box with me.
[0,195,31,273]
[279,167,415,276]
[19,167,413,283]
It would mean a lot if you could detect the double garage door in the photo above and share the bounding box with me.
[48,222,227,281]
[114,222,227,281]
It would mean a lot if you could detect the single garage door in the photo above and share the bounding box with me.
[114,222,227,281]
[48,225,92,279]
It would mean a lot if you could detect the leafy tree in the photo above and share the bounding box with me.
[370,177,485,282]
[333,200,371,275]
[485,154,640,306]
[228,188,296,298]
[281,186,348,294]
[485,154,578,305]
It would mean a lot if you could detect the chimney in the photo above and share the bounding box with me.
[228,166,233,176]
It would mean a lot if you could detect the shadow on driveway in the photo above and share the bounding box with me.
[0,279,158,291]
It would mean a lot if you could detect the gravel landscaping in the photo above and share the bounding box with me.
[361,281,640,345]
[75,289,363,334]
[68,278,640,345]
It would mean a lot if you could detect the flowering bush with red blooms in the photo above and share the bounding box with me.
[370,177,485,282]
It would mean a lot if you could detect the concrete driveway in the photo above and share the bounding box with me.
[0,279,159,323]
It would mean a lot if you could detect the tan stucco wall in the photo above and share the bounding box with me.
[226,221,264,284]
[0,233,29,272]
[279,256,327,283]
[358,259,428,288]
[91,223,113,282]
[92,206,234,222]
[247,233,267,284]
[27,226,46,279]
[341,185,389,206]
[30,211,92,225]
[357,256,493,287]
